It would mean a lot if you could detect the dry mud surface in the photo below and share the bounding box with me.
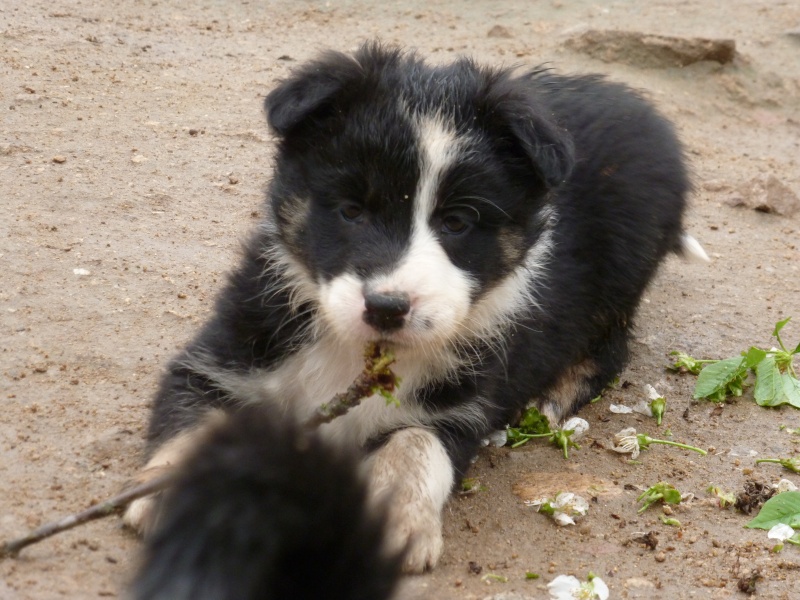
[2,1,800,598]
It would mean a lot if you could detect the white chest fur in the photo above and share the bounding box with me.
[253,336,438,448]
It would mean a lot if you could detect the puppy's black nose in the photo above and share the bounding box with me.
[363,292,411,331]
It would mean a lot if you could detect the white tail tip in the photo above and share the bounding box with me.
[681,233,710,263]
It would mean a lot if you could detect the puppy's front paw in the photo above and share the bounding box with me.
[123,494,158,536]
[384,503,443,573]
[121,465,171,535]
[367,427,454,573]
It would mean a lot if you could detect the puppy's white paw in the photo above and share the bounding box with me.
[122,419,224,535]
[123,494,158,536]
[367,427,454,573]
[384,503,443,573]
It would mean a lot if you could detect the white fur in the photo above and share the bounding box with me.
[414,114,465,220]
[316,114,477,354]
[681,233,710,263]
[366,427,454,572]
[123,412,226,533]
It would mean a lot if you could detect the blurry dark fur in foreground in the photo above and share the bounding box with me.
[131,406,402,600]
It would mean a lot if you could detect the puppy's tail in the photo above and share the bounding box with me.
[678,232,710,263]
[131,406,402,600]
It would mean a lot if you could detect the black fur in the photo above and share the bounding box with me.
[132,407,401,600]
[132,42,693,592]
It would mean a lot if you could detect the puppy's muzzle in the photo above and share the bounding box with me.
[363,291,411,332]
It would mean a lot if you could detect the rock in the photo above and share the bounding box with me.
[487,25,513,39]
[726,175,800,216]
[564,29,736,68]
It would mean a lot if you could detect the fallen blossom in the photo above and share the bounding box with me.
[482,429,508,447]
[643,384,666,424]
[526,492,589,526]
[612,427,641,458]
[768,523,800,551]
[768,523,796,542]
[562,417,589,439]
[548,574,609,600]
[774,479,799,494]
[611,427,707,459]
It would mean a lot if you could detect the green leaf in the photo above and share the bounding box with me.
[637,482,682,512]
[517,406,551,435]
[694,356,746,400]
[773,317,792,339]
[754,355,783,406]
[744,346,767,369]
[745,491,800,530]
[783,374,800,409]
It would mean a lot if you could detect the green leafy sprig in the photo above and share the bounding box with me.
[755,456,800,474]
[637,482,683,513]
[674,318,800,408]
[507,407,584,458]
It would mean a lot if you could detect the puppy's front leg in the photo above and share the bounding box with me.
[367,427,454,573]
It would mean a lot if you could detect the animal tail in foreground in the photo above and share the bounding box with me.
[131,405,402,600]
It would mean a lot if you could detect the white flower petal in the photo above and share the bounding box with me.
[644,384,662,401]
[609,403,633,414]
[768,523,796,542]
[774,479,798,494]
[483,429,508,447]
[614,427,638,442]
[553,511,576,526]
[611,429,641,459]
[548,575,581,599]
[632,400,654,417]
[562,417,590,439]
[552,492,589,516]
[524,497,549,509]
[590,577,610,600]
[552,492,575,509]
[570,495,589,516]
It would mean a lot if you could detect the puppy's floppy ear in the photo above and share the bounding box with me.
[481,71,575,188]
[265,51,363,137]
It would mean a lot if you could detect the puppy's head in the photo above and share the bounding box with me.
[264,44,573,355]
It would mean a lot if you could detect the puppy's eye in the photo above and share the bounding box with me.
[441,214,470,235]
[339,203,364,223]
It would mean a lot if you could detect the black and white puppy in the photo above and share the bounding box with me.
[125,42,706,579]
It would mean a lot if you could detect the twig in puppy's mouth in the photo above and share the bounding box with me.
[304,342,399,430]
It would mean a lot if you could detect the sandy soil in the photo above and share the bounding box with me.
[2,0,800,598]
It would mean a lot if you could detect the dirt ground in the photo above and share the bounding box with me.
[2,0,800,598]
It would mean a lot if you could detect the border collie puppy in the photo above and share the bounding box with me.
[126,42,706,584]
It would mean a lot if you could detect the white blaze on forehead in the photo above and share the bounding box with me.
[365,114,476,336]
[414,115,464,224]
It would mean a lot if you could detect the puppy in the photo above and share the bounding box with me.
[126,42,706,580]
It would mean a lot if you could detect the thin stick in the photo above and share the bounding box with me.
[1,344,398,559]
[1,472,174,559]
[305,344,397,430]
